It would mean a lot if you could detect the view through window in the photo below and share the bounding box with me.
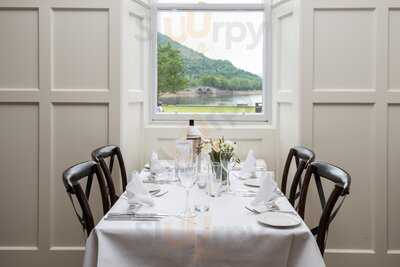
[156,9,265,115]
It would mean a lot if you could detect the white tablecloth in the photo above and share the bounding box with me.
[84,173,325,267]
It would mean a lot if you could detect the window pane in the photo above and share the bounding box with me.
[157,11,264,114]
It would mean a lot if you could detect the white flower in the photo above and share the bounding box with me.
[225,140,234,146]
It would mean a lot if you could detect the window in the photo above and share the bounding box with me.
[151,1,270,121]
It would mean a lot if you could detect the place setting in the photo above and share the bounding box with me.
[241,168,302,229]
[246,201,301,229]
[228,149,273,192]
[106,172,170,222]
[231,150,266,179]
[142,152,176,185]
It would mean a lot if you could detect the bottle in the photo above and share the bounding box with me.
[186,120,202,164]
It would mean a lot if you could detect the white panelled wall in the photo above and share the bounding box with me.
[1,0,400,266]
[299,0,400,266]
[0,0,121,266]
[120,0,150,172]
[272,0,301,183]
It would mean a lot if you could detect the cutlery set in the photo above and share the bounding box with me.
[225,189,258,197]
[245,205,297,216]
[143,179,175,185]
[120,189,168,200]
[105,212,169,221]
[151,189,169,197]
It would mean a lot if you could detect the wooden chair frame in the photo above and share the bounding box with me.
[92,145,128,205]
[298,161,351,255]
[62,161,110,237]
[281,146,316,206]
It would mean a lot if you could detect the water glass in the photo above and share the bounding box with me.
[208,162,223,197]
[194,160,210,212]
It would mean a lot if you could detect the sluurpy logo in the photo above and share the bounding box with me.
[161,12,265,52]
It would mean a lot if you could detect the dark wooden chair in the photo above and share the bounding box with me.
[91,145,128,205]
[298,161,351,255]
[62,161,110,237]
[281,146,316,206]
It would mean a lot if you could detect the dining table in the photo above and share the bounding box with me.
[83,160,325,267]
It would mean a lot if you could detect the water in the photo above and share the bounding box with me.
[159,94,262,106]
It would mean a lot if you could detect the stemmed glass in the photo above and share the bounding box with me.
[175,140,198,219]
[177,161,198,219]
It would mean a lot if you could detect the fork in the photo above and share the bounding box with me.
[105,216,161,222]
[246,206,297,215]
[120,190,163,200]
[153,190,168,197]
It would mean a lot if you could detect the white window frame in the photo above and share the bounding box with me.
[150,1,272,123]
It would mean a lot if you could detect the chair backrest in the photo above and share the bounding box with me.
[62,161,110,237]
[281,146,316,206]
[298,161,351,255]
[91,145,128,205]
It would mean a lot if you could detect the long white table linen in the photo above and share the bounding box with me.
[84,173,325,267]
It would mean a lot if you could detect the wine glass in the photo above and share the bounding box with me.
[175,140,193,180]
[176,161,198,219]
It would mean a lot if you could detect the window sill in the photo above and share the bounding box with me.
[144,121,276,130]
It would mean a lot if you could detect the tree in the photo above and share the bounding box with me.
[158,43,188,94]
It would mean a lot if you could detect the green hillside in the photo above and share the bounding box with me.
[157,33,262,91]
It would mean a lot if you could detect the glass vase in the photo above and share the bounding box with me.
[210,161,229,193]
[220,159,229,186]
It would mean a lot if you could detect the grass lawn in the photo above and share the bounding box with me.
[162,105,255,113]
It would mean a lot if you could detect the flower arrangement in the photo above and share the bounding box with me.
[200,138,238,186]
[198,137,239,189]
[207,138,238,163]
[200,137,239,166]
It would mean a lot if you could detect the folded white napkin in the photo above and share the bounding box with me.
[150,152,164,174]
[251,172,276,206]
[126,172,154,207]
[239,150,257,179]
